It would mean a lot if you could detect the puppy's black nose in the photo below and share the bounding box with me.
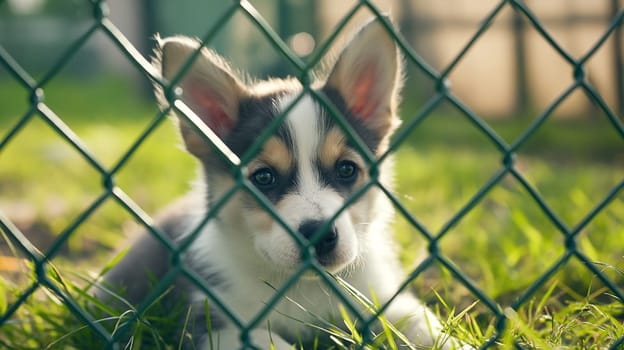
[298,220,338,256]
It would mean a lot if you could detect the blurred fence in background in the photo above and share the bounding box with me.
[1,0,622,118]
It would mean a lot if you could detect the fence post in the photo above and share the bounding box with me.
[512,8,530,117]
[612,0,624,117]
[274,0,318,75]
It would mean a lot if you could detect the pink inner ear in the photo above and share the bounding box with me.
[350,66,382,120]
[188,81,235,137]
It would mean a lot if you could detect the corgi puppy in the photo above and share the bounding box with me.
[97,16,469,350]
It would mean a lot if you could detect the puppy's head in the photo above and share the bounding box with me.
[155,17,402,275]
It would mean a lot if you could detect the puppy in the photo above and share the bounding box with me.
[97,16,469,350]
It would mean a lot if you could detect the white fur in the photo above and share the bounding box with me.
[142,16,471,350]
[256,93,359,273]
[173,98,469,350]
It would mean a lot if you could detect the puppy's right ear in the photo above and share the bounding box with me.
[154,37,246,158]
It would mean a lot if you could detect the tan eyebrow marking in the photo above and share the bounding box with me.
[320,127,367,183]
[319,127,347,169]
[252,137,294,174]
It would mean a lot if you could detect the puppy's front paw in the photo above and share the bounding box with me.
[200,327,293,350]
[441,337,476,350]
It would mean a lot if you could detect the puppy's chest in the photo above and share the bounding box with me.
[269,282,349,342]
[219,277,348,340]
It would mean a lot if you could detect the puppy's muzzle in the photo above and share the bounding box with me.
[298,220,338,259]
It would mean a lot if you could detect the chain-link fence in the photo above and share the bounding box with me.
[1,1,623,349]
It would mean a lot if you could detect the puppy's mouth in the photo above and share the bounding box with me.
[304,251,342,271]
[293,259,342,281]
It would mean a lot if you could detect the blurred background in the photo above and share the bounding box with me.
[0,0,623,317]
[1,0,622,117]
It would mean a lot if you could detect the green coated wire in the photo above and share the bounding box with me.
[0,0,622,348]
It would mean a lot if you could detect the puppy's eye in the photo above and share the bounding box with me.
[251,168,277,188]
[335,160,358,183]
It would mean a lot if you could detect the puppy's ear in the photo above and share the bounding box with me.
[155,36,246,158]
[325,16,402,138]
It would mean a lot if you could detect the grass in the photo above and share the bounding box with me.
[1,77,623,349]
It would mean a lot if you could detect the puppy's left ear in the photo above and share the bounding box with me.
[325,16,402,138]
